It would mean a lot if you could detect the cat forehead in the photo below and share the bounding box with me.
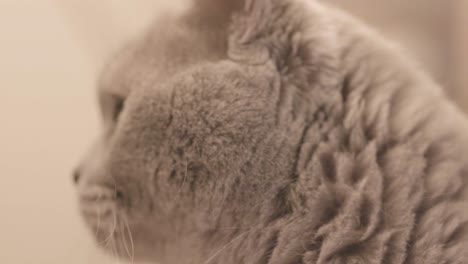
[97,11,232,98]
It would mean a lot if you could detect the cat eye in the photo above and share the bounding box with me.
[112,96,125,121]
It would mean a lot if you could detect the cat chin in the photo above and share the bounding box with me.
[80,209,175,263]
[85,214,156,263]
[95,231,172,264]
[90,217,208,264]
[97,240,155,263]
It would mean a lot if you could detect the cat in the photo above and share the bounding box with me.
[73,0,468,263]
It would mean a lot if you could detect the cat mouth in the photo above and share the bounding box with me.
[78,185,136,259]
[79,187,118,235]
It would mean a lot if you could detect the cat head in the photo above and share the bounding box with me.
[73,0,339,262]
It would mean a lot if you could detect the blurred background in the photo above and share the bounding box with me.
[0,1,466,263]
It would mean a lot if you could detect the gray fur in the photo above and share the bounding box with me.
[75,0,468,263]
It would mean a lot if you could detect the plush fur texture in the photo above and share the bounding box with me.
[74,0,468,263]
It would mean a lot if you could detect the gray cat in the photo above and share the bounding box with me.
[73,0,468,263]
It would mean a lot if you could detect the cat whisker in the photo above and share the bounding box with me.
[122,214,135,262]
[110,232,122,264]
[176,157,189,200]
[108,212,123,264]
[95,206,101,237]
[118,219,130,261]
[104,228,115,262]
[119,215,135,263]
[94,192,104,238]
[202,229,253,264]
[97,176,119,245]
[101,210,118,245]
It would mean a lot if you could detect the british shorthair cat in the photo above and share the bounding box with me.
[74,0,468,263]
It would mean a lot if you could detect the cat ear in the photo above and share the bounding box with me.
[228,0,276,64]
[186,0,276,63]
[189,0,308,66]
[188,0,273,26]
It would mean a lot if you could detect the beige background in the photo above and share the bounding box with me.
[0,1,466,264]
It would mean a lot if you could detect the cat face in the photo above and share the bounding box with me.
[73,0,339,262]
[72,14,289,258]
[71,2,239,260]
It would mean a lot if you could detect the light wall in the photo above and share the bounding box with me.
[0,1,466,264]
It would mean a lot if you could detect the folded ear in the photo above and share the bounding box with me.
[188,0,333,70]
[188,0,276,64]
[188,0,275,27]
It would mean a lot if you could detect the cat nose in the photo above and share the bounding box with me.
[72,168,81,185]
